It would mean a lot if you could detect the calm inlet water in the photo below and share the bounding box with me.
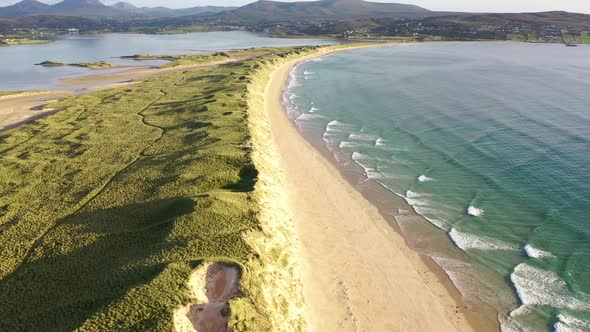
[285,43,590,331]
[0,31,335,91]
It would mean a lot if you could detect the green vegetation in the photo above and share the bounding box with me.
[36,60,66,67]
[163,52,231,68]
[120,54,180,61]
[36,60,114,69]
[0,45,321,331]
[120,52,230,68]
[0,90,42,97]
[69,61,114,69]
[0,38,50,47]
[561,29,576,42]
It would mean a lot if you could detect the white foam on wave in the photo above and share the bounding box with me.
[326,120,355,133]
[348,133,378,141]
[508,304,534,317]
[375,138,386,146]
[286,67,301,89]
[413,207,448,229]
[554,314,590,332]
[304,70,315,75]
[311,56,327,62]
[449,228,520,251]
[295,113,325,122]
[418,175,433,182]
[351,152,383,180]
[510,263,589,311]
[467,206,484,217]
[406,189,429,199]
[322,132,339,147]
[309,106,319,113]
[499,314,529,332]
[338,141,360,149]
[376,185,447,229]
[402,190,431,207]
[524,244,556,259]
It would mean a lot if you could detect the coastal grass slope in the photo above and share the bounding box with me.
[0,46,321,331]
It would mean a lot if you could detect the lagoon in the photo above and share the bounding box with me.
[0,31,335,91]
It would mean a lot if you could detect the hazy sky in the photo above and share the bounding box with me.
[1,0,590,14]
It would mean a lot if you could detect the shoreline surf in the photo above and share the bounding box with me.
[265,45,496,331]
[280,42,590,331]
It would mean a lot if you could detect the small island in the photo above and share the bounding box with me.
[0,38,51,47]
[36,60,115,69]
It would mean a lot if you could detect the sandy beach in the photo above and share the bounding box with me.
[263,48,486,331]
[1,44,494,330]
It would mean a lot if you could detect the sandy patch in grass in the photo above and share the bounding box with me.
[0,91,73,131]
[175,262,240,332]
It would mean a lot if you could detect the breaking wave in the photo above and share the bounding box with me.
[510,263,589,311]
[449,228,520,251]
[524,244,556,259]
[467,206,484,217]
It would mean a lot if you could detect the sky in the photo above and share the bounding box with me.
[1,0,590,14]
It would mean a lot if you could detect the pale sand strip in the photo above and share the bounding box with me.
[264,48,479,331]
[0,91,74,131]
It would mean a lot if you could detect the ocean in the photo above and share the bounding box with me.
[283,42,590,331]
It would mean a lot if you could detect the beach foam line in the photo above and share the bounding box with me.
[510,263,589,311]
[267,43,480,332]
[524,244,556,259]
[554,313,590,332]
[351,151,384,180]
[449,228,520,251]
[326,120,355,133]
[338,141,361,149]
[348,132,378,141]
[295,113,326,122]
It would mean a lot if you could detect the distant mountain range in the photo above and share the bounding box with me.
[0,0,237,17]
[0,0,588,42]
[212,0,437,23]
[0,0,450,20]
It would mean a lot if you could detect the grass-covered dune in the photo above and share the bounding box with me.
[0,90,42,97]
[0,45,322,331]
[120,52,232,68]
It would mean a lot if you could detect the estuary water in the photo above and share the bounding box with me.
[0,31,335,91]
[284,42,590,331]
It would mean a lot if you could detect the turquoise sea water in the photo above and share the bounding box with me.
[284,43,590,331]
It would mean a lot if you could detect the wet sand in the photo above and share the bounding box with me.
[264,48,488,331]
